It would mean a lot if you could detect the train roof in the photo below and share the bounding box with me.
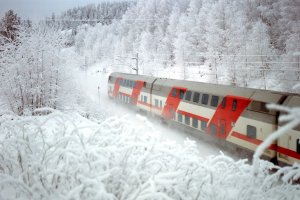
[109,72,300,104]
[110,72,156,83]
[155,78,283,103]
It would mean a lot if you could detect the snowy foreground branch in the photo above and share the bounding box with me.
[0,111,299,200]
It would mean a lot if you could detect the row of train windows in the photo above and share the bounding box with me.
[178,113,258,139]
[185,90,223,108]
[183,90,237,111]
[171,89,230,109]
[140,95,147,103]
[177,113,207,131]
[154,99,163,108]
[120,79,137,88]
[140,95,163,108]
[118,94,130,103]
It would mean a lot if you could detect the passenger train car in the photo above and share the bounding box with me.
[107,72,300,165]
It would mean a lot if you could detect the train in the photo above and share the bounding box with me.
[107,72,300,165]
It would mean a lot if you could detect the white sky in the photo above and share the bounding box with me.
[0,0,119,21]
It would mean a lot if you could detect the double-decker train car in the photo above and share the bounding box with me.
[107,72,300,165]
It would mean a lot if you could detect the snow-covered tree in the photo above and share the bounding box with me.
[0,23,74,115]
[0,9,20,42]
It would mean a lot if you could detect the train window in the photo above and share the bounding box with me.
[247,125,257,139]
[185,91,192,101]
[172,88,177,97]
[211,95,219,107]
[201,94,209,105]
[210,124,217,135]
[260,102,269,112]
[109,76,112,81]
[160,100,162,108]
[232,99,237,111]
[193,92,200,103]
[155,99,159,107]
[141,95,143,101]
[185,116,190,125]
[192,118,198,128]
[296,139,300,154]
[221,97,226,109]
[249,101,269,113]
[179,90,185,99]
[144,96,147,103]
[201,121,207,131]
[178,113,183,123]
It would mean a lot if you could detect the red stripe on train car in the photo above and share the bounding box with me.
[177,110,209,122]
[231,131,300,160]
[112,77,123,98]
[231,131,277,151]
[137,100,162,111]
[277,146,300,160]
[131,80,145,105]
[162,86,187,119]
[208,95,252,139]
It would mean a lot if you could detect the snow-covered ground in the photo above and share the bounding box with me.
[1,107,300,199]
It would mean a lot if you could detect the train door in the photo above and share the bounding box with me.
[162,87,186,120]
[219,119,226,137]
[112,77,123,98]
[131,80,144,105]
[208,96,251,139]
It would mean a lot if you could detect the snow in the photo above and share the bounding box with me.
[1,110,300,200]
[1,2,300,197]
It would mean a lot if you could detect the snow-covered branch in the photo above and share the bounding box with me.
[0,112,299,199]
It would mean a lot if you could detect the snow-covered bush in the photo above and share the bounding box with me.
[0,25,77,115]
[0,111,299,200]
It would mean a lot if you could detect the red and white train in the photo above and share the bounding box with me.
[108,72,300,165]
